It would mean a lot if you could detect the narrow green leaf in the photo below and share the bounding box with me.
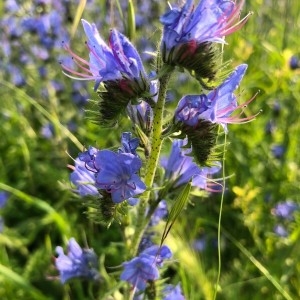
[71,0,87,38]
[160,182,191,246]
[0,81,83,150]
[115,0,125,27]
[0,264,49,300]
[223,230,294,300]
[127,0,136,40]
[0,182,70,235]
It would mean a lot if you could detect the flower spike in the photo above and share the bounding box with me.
[61,19,151,126]
[160,0,251,85]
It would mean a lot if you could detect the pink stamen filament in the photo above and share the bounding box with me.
[63,46,99,76]
[61,42,102,81]
[220,13,251,36]
[215,0,250,38]
[217,93,259,124]
[67,164,75,171]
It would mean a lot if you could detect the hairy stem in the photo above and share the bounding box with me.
[130,69,172,256]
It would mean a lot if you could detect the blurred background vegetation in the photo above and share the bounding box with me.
[1,0,300,299]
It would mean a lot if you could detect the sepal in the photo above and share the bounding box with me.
[182,120,218,166]
[80,191,131,227]
[162,41,220,89]
[96,74,151,127]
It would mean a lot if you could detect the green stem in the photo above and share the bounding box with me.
[130,70,172,256]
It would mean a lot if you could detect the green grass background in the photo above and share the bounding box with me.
[1,0,300,299]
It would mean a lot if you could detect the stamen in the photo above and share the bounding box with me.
[61,41,106,84]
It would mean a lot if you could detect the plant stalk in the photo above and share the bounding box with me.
[130,70,172,256]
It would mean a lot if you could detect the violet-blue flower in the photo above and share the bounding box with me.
[160,0,249,53]
[0,191,8,209]
[118,132,140,156]
[55,238,99,284]
[94,150,146,203]
[120,254,159,291]
[40,123,54,139]
[290,55,300,70]
[70,158,99,197]
[271,144,285,159]
[78,146,100,173]
[175,64,256,133]
[0,191,9,232]
[121,244,172,291]
[272,200,298,220]
[142,245,173,267]
[161,139,221,190]
[61,19,147,91]
[127,100,153,130]
[160,0,250,82]
[274,224,288,237]
[163,283,185,300]
[149,200,168,227]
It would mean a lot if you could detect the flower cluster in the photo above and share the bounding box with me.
[56,0,255,298]
[160,0,250,85]
[61,19,156,126]
[170,63,257,164]
[70,133,146,204]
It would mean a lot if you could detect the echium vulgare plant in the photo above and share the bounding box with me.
[55,0,256,298]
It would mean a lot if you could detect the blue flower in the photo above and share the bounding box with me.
[290,55,300,70]
[121,254,159,291]
[161,139,221,190]
[163,284,185,300]
[0,191,8,209]
[69,158,99,197]
[161,0,249,53]
[55,238,99,284]
[175,64,256,132]
[271,144,285,159]
[78,146,100,173]
[274,224,288,237]
[142,245,172,267]
[149,200,168,227]
[94,150,146,203]
[0,191,9,232]
[40,123,54,139]
[193,236,207,252]
[175,94,213,127]
[272,200,298,220]
[127,100,154,133]
[121,245,172,291]
[61,19,147,91]
[160,0,250,82]
[118,132,140,156]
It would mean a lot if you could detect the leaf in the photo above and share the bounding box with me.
[0,264,49,300]
[160,182,191,247]
[127,0,136,41]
